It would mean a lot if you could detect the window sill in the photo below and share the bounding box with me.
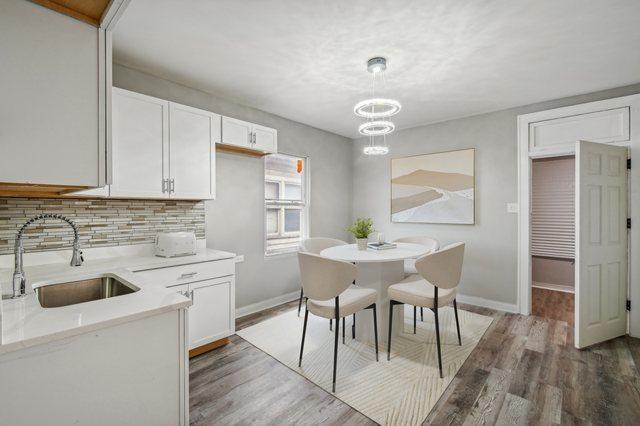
[264,250,298,259]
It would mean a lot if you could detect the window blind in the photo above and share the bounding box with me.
[531,156,575,259]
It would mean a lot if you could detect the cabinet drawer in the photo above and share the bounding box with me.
[133,259,234,287]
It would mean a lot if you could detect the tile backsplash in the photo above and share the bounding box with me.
[0,198,205,255]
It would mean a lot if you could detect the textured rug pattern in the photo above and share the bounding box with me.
[237,305,493,425]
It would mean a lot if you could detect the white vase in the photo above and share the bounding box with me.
[356,238,368,251]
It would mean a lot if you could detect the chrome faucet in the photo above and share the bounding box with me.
[12,214,83,298]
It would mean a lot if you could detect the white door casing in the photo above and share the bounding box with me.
[517,94,639,338]
[575,141,628,348]
[169,102,218,199]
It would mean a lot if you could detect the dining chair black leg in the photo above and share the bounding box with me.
[298,304,309,367]
[297,287,304,317]
[433,307,443,378]
[421,307,424,321]
[413,306,417,334]
[333,297,340,393]
[342,317,346,344]
[453,299,462,346]
[352,313,356,339]
[372,304,379,362]
[387,301,394,361]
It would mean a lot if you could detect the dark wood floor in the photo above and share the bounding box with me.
[189,300,640,425]
[532,287,575,325]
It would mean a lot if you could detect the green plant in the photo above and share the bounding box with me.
[348,218,374,239]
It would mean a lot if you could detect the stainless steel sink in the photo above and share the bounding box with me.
[36,274,139,308]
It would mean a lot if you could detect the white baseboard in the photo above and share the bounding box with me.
[236,290,300,319]
[532,281,575,294]
[456,294,519,313]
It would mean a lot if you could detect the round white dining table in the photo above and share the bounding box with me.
[320,242,431,345]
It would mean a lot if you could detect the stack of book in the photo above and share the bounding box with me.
[367,242,397,250]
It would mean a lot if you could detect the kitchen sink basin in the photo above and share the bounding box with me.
[36,274,139,308]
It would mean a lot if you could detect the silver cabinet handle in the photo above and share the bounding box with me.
[190,289,194,302]
[179,271,198,279]
[252,132,256,144]
[248,131,251,144]
[170,178,175,193]
[162,178,168,193]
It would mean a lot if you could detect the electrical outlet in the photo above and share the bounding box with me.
[507,203,519,213]
[235,255,245,263]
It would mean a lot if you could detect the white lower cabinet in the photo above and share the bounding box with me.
[189,277,233,348]
[135,258,236,351]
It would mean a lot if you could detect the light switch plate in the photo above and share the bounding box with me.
[235,255,245,263]
[507,202,519,213]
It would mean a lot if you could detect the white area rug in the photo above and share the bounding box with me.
[237,305,493,425]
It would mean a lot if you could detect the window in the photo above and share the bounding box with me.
[265,153,308,255]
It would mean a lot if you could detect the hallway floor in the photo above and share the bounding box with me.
[532,287,574,325]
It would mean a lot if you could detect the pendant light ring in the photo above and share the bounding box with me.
[354,98,401,119]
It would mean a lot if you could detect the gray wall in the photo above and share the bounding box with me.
[113,64,353,309]
[352,83,640,306]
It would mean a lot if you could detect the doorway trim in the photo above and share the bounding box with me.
[516,94,640,337]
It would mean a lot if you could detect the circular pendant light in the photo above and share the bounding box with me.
[363,145,389,155]
[354,98,401,119]
[358,120,395,136]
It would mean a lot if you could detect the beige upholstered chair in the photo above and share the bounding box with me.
[298,238,348,317]
[298,252,378,393]
[386,243,465,378]
[393,236,440,322]
[393,236,440,275]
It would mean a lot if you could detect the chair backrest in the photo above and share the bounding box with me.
[298,252,356,301]
[393,236,440,253]
[301,237,347,255]
[415,242,465,289]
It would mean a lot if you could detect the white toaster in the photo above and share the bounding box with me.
[155,232,197,258]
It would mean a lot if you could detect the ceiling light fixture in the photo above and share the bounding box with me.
[358,120,395,136]
[354,98,401,119]
[354,57,400,156]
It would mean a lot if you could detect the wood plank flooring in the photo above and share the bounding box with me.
[189,300,640,425]
[532,287,575,325]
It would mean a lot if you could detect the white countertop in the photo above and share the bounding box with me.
[320,243,430,263]
[0,248,236,355]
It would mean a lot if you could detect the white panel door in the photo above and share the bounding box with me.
[253,124,277,153]
[110,88,169,198]
[575,140,628,348]
[188,277,233,349]
[221,116,252,148]
[169,103,218,199]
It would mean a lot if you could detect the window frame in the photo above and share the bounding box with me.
[264,153,310,257]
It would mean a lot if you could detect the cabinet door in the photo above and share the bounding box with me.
[221,117,252,148]
[188,277,234,349]
[110,88,169,198]
[252,124,277,153]
[169,103,218,199]
[0,1,101,187]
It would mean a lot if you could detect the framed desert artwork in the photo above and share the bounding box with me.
[391,148,475,224]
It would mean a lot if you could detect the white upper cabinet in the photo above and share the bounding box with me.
[107,88,218,200]
[110,89,169,198]
[221,117,277,154]
[252,124,278,153]
[170,103,219,199]
[221,117,253,148]
[0,0,107,189]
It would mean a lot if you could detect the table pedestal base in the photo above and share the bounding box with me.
[353,260,405,344]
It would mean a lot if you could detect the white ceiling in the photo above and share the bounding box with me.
[113,0,640,138]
